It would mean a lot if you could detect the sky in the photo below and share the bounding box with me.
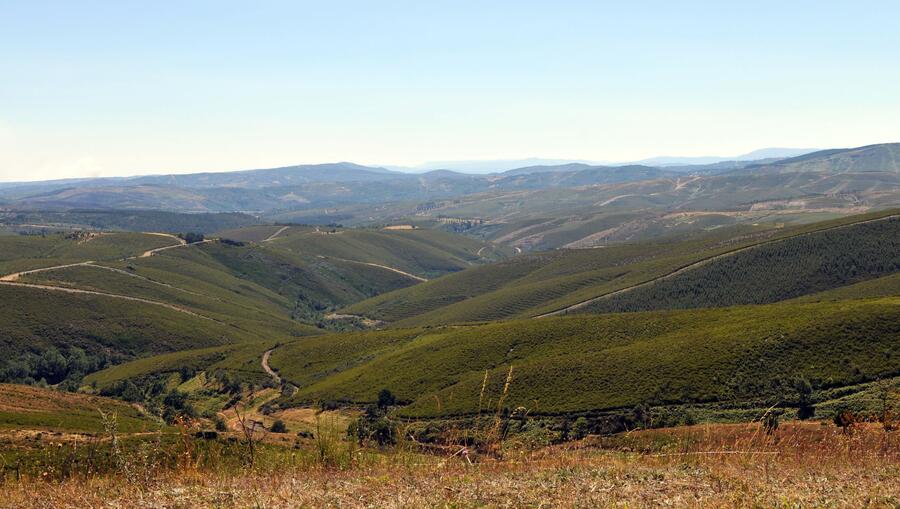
[1,1,899,182]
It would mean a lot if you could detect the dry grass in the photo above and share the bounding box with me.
[1,421,897,508]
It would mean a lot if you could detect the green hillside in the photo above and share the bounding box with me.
[345,211,899,326]
[789,272,900,303]
[576,215,900,314]
[265,226,509,278]
[269,297,900,418]
[0,384,158,433]
[0,284,271,387]
[0,225,509,392]
[0,231,179,274]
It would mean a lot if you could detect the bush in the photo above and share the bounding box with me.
[795,378,815,420]
[214,415,228,432]
[180,232,205,244]
[833,408,858,432]
[348,406,396,446]
[763,410,781,435]
[271,420,288,433]
[570,417,590,440]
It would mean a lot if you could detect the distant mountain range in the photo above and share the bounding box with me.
[0,144,897,221]
[388,148,818,173]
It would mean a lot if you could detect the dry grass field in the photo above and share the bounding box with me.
[1,421,897,508]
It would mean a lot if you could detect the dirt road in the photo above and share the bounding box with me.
[319,255,428,282]
[262,226,290,242]
[0,280,217,320]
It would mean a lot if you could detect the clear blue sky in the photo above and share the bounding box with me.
[1,1,899,181]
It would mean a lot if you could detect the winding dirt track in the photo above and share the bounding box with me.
[261,349,281,384]
[0,234,218,319]
[137,238,213,258]
[534,213,899,318]
[318,255,428,282]
[0,261,95,282]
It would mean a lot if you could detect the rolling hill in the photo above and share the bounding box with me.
[0,224,508,389]
[45,207,898,431]
[344,210,899,326]
[264,297,900,419]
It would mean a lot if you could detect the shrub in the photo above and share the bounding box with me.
[763,410,780,435]
[570,417,590,440]
[271,420,288,433]
[833,408,858,433]
[795,378,815,420]
[348,406,396,446]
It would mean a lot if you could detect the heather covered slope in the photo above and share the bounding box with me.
[344,210,900,326]
[575,214,900,314]
[0,224,509,389]
[265,297,900,418]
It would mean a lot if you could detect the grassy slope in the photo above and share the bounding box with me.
[788,272,900,303]
[0,232,178,274]
[193,241,419,309]
[267,227,498,278]
[345,224,781,324]
[0,384,157,432]
[270,297,900,418]
[83,345,239,389]
[0,284,260,361]
[345,210,899,325]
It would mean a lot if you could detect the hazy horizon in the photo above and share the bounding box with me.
[0,146,834,184]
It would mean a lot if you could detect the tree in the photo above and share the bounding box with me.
[377,388,396,409]
[180,232,205,244]
[36,348,68,384]
[794,378,815,420]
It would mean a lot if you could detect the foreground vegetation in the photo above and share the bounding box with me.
[0,419,897,508]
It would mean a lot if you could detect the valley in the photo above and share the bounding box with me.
[1,145,898,507]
